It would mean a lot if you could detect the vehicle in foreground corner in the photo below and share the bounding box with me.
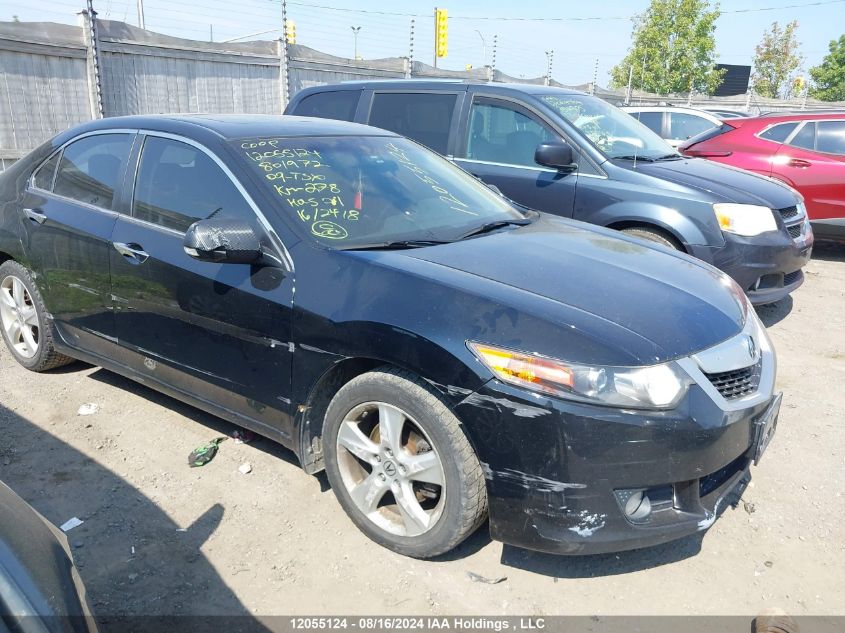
[287,81,812,305]
[0,115,781,558]
[0,480,98,633]
[681,112,845,241]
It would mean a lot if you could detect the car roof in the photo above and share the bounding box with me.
[304,79,588,97]
[68,114,397,140]
[750,111,845,122]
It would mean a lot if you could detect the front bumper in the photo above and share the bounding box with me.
[454,319,779,556]
[689,222,813,305]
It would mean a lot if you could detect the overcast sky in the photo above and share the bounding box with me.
[6,0,845,86]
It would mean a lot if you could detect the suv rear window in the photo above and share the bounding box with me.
[293,91,359,122]
[368,92,456,154]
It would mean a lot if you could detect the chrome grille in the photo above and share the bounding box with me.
[778,205,799,220]
[704,364,760,400]
[787,223,803,238]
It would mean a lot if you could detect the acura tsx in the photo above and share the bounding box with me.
[0,115,781,558]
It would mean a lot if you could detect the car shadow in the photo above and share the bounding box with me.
[0,402,273,633]
[809,239,845,262]
[755,295,793,328]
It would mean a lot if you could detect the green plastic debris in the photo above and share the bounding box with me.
[188,437,226,468]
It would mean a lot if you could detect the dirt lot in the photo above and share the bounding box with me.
[1,243,844,624]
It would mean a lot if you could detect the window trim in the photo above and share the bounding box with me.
[130,130,293,272]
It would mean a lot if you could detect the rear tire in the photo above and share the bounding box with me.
[621,226,682,251]
[323,367,488,558]
[0,261,73,372]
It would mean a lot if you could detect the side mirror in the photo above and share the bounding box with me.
[183,218,263,264]
[535,141,577,172]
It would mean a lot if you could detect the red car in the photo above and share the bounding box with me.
[681,112,845,240]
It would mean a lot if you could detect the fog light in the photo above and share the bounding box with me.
[623,490,652,521]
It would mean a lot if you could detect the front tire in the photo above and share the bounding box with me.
[0,261,72,372]
[323,368,488,558]
[621,226,682,250]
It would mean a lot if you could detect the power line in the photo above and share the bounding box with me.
[282,0,845,21]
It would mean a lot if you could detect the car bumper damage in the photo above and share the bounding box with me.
[454,317,781,556]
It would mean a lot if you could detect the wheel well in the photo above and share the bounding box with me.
[298,357,386,475]
[606,221,687,252]
[0,250,12,265]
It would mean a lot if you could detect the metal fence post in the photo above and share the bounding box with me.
[80,4,104,118]
[278,0,290,110]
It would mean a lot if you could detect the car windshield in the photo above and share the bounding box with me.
[232,135,526,248]
[540,94,676,160]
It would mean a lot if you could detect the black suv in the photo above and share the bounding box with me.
[287,81,813,305]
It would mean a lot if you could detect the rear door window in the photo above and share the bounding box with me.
[368,92,457,154]
[788,122,816,150]
[465,100,557,168]
[133,136,255,233]
[759,122,798,143]
[815,121,845,155]
[293,91,360,122]
[52,134,133,210]
[667,112,715,142]
[632,111,663,136]
[32,151,60,191]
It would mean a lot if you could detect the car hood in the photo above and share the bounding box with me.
[351,216,746,366]
[619,156,798,208]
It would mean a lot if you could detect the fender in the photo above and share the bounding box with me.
[593,200,723,249]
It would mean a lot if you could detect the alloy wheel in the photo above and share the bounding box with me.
[0,275,40,359]
[335,401,446,537]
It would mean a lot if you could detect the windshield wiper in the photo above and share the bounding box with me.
[612,154,656,162]
[457,218,531,240]
[337,239,452,251]
[655,152,682,160]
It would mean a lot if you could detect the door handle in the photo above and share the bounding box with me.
[23,208,47,225]
[113,242,150,264]
[788,158,811,168]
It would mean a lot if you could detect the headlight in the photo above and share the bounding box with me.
[713,203,777,236]
[467,342,691,409]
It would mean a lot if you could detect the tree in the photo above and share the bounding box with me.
[609,0,724,95]
[751,21,804,99]
[809,34,845,102]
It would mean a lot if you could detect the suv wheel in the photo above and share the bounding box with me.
[0,261,73,371]
[323,368,488,558]
[621,226,682,250]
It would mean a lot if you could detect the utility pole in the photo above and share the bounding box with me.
[279,0,290,110]
[209,24,213,42]
[625,65,634,105]
[545,50,554,86]
[136,0,145,29]
[406,19,415,79]
[350,26,361,60]
[491,34,497,72]
[590,58,598,95]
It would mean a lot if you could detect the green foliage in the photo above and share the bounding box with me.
[609,0,725,95]
[809,34,845,102]
[751,21,804,99]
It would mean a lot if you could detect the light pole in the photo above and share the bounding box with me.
[474,29,486,67]
[350,26,361,60]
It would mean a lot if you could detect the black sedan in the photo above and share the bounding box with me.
[0,115,780,557]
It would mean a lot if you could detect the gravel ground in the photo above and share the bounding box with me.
[1,242,843,625]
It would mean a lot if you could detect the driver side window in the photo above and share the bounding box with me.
[465,101,557,168]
